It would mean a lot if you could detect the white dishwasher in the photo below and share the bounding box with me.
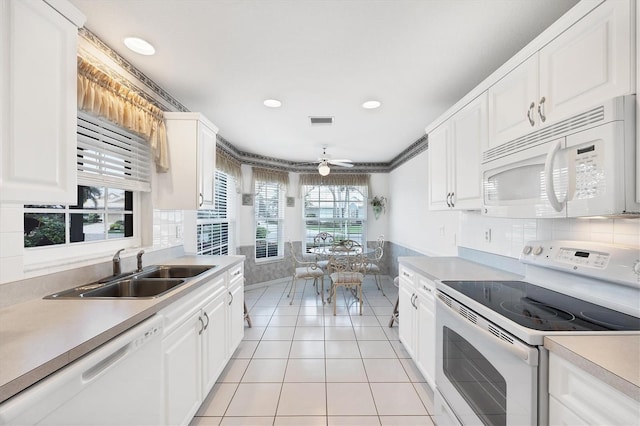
[0,315,163,426]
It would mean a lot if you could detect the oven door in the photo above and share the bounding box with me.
[435,292,539,426]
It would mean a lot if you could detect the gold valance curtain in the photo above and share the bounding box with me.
[252,167,289,191]
[298,173,371,196]
[77,57,169,172]
[216,146,242,183]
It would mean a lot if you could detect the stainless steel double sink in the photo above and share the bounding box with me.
[45,265,216,299]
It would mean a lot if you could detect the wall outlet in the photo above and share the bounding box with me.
[439,226,445,236]
[484,228,492,243]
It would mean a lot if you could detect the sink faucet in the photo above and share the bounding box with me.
[136,250,145,272]
[113,249,125,276]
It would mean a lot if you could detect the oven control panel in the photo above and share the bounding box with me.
[520,240,640,288]
[554,247,610,269]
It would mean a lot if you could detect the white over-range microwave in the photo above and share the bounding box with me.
[481,95,639,218]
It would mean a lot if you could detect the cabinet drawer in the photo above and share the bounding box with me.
[549,353,640,425]
[228,263,244,285]
[161,275,226,335]
[398,265,416,287]
[416,276,435,300]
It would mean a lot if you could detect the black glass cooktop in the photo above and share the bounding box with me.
[441,280,640,332]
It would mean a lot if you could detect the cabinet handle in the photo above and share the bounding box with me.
[537,97,546,122]
[203,312,210,330]
[228,290,233,306]
[199,192,204,207]
[198,316,205,335]
[527,102,535,126]
[446,192,452,208]
[450,192,455,208]
[402,271,411,278]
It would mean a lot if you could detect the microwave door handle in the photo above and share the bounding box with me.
[544,140,567,212]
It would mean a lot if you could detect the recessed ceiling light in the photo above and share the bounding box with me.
[362,100,382,109]
[123,37,156,55]
[263,99,282,108]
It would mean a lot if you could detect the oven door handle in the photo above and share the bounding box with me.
[437,295,538,366]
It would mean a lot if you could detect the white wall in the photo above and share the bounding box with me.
[388,151,459,256]
[460,212,640,257]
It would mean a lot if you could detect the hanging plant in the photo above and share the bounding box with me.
[370,196,387,219]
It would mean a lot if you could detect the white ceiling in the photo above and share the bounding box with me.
[69,0,579,165]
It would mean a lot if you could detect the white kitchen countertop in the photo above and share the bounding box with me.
[398,256,523,282]
[544,334,640,402]
[0,255,244,404]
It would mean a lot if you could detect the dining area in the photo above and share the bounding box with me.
[287,234,387,315]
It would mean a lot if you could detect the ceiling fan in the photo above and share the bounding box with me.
[313,147,353,176]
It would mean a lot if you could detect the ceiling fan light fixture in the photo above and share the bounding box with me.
[318,161,330,176]
[123,37,156,55]
[362,100,381,109]
[263,99,282,108]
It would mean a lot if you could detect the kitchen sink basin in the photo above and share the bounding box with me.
[80,278,185,298]
[136,265,215,279]
[44,264,216,299]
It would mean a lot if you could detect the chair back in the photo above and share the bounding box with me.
[327,253,366,274]
[332,239,362,254]
[313,232,334,255]
[376,234,385,250]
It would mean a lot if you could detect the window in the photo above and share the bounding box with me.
[25,186,133,247]
[303,184,367,253]
[255,179,284,260]
[23,112,150,253]
[195,171,235,255]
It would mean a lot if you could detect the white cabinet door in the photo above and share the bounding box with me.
[398,268,416,357]
[227,271,244,355]
[450,93,487,209]
[163,312,202,426]
[155,112,218,210]
[488,55,539,148]
[199,122,217,208]
[428,124,451,211]
[0,0,84,204]
[416,290,435,388]
[539,0,633,124]
[201,286,227,395]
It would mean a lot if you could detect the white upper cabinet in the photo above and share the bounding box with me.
[487,55,539,148]
[429,93,487,210]
[0,0,85,204]
[154,112,218,210]
[489,0,634,148]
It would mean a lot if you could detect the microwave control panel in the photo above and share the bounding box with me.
[573,142,604,200]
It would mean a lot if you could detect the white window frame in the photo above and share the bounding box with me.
[194,171,236,255]
[302,184,368,254]
[254,179,284,262]
[23,113,150,269]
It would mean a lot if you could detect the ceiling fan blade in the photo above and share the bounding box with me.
[330,161,354,168]
[328,159,352,163]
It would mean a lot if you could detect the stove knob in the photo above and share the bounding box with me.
[522,246,532,255]
[533,246,544,256]
[633,261,640,276]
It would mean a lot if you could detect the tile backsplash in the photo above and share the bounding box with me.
[459,211,640,257]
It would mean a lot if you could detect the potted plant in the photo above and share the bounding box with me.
[370,196,387,219]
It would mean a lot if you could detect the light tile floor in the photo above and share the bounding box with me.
[190,276,435,426]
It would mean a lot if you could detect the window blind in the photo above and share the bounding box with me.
[76,112,152,192]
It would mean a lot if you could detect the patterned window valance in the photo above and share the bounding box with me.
[216,146,242,183]
[252,167,289,191]
[298,173,371,196]
[77,57,169,172]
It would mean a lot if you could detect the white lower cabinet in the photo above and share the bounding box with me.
[161,265,244,426]
[398,264,436,388]
[548,352,640,425]
[227,263,245,354]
